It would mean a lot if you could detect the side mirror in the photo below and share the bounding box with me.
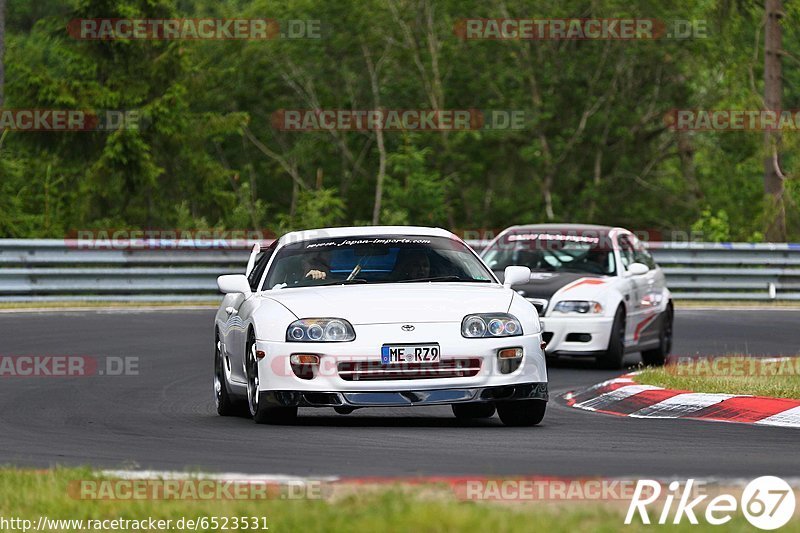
[217,274,252,297]
[503,265,532,288]
[626,262,650,277]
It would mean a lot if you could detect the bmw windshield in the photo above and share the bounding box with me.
[482,231,617,276]
[264,236,495,289]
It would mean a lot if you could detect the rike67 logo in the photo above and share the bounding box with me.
[626,476,796,529]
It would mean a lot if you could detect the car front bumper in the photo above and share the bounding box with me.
[541,315,614,356]
[260,382,548,408]
[250,323,548,394]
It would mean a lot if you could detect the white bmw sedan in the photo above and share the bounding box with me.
[481,224,673,370]
[214,226,548,426]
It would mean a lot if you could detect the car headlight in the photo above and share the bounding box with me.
[286,318,355,342]
[461,313,523,338]
[552,301,604,314]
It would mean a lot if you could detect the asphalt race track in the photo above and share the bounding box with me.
[0,308,798,478]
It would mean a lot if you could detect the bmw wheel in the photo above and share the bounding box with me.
[641,304,673,366]
[597,306,626,370]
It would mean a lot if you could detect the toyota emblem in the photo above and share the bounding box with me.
[401,324,415,332]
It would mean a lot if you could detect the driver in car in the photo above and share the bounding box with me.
[303,253,330,280]
[393,250,431,280]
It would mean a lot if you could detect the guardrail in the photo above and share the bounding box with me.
[647,242,800,301]
[0,239,798,302]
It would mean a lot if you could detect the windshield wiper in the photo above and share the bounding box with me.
[398,275,488,283]
[312,278,369,286]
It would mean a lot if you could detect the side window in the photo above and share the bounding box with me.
[248,243,276,291]
[633,240,657,269]
[617,235,635,269]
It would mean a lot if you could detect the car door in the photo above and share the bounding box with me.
[224,243,276,384]
[631,236,665,346]
[617,234,649,346]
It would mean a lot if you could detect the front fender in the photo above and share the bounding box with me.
[247,297,301,342]
[508,292,543,335]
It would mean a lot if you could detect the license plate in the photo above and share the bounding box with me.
[381,344,440,364]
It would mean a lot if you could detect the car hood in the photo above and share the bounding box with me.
[494,270,608,301]
[261,283,513,324]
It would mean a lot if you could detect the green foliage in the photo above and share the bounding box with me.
[1,0,799,241]
[277,188,346,233]
[382,142,448,227]
[691,208,731,242]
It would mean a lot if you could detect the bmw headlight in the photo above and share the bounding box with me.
[461,313,523,338]
[553,301,604,314]
[286,319,355,342]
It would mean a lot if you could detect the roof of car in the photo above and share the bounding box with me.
[278,226,456,245]
[499,223,624,236]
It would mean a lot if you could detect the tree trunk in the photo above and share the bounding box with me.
[363,44,388,225]
[372,128,386,225]
[763,0,785,241]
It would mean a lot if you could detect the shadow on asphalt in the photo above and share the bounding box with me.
[275,415,509,428]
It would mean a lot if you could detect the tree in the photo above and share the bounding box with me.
[763,0,785,241]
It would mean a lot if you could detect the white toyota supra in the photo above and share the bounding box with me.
[481,224,673,369]
[214,226,548,426]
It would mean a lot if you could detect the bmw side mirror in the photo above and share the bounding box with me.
[503,266,532,288]
[217,274,252,297]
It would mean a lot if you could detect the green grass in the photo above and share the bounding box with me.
[0,468,797,532]
[636,357,800,399]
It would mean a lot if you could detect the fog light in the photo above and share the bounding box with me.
[498,348,523,374]
[290,354,320,365]
[290,354,319,380]
[498,348,523,360]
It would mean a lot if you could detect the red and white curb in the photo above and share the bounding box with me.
[563,374,800,428]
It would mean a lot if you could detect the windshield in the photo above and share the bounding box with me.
[482,231,617,276]
[264,235,495,289]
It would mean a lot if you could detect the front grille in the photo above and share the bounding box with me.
[338,358,482,381]
[526,298,549,315]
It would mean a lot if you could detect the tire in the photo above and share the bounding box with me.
[214,335,248,417]
[641,304,673,366]
[597,306,626,370]
[496,400,546,427]
[245,330,297,425]
[452,402,496,420]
